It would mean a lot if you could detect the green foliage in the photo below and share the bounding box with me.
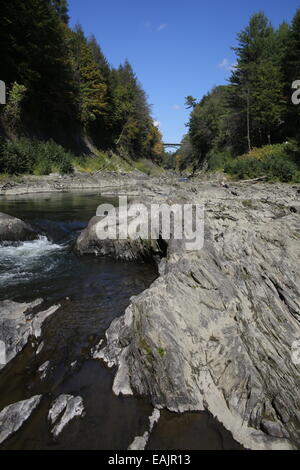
[160,152,177,170]
[0,138,74,175]
[0,0,163,171]
[185,96,197,109]
[224,144,299,182]
[3,83,27,131]
[182,7,300,180]
[134,159,164,176]
[238,143,289,160]
[74,151,134,173]
[1,0,77,126]
[157,347,166,358]
[187,86,232,167]
[68,25,108,126]
[207,151,232,171]
[48,0,69,24]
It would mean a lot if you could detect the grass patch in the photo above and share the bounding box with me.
[134,159,164,176]
[74,150,135,173]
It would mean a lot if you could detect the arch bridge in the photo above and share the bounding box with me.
[162,143,181,149]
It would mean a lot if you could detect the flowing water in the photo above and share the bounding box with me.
[0,191,242,450]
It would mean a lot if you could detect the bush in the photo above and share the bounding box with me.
[224,144,299,182]
[0,138,74,175]
[3,82,27,131]
[207,151,232,171]
[238,143,288,161]
[0,138,35,174]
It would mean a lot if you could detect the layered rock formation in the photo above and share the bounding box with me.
[78,180,300,450]
[0,299,60,369]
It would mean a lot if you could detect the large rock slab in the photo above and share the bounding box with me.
[0,212,38,241]
[0,299,60,369]
[0,395,42,444]
[96,181,300,450]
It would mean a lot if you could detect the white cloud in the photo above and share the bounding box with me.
[157,23,167,32]
[218,58,230,69]
[172,104,181,110]
[218,58,236,72]
[153,120,161,128]
[143,21,168,33]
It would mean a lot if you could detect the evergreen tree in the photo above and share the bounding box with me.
[230,13,284,149]
[282,9,300,149]
[68,25,108,127]
[87,35,111,81]
[48,0,70,24]
[1,0,76,127]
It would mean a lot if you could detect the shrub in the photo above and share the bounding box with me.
[224,143,299,182]
[207,151,232,171]
[3,82,27,131]
[0,138,74,175]
[0,138,35,174]
[238,143,288,161]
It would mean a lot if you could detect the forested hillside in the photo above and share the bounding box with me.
[178,10,300,182]
[0,0,163,174]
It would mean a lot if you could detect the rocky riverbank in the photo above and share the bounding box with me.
[0,170,155,196]
[76,176,300,450]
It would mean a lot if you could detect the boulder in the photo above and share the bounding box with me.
[0,212,39,241]
[75,210,164,262]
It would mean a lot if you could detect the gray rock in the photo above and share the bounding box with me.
[0,395,42,444]
[128,431,149,450]
[38,361,50,380]
[75,209,163,261]
[127,408,160,450]
[48,394,84,438]
[0,299,60,368]
[94,181,300,450]
[0,212,38,241]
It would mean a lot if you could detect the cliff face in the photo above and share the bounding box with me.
[77,177,300,450]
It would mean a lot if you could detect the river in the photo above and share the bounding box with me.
[0,191,242,450]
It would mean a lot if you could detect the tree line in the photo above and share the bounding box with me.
[0,0,163,162]
[178,9,300,181]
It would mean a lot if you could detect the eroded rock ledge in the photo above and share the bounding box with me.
[78,180,300,450]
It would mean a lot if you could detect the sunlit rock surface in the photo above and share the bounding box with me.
[48,394,84,438]
[0,396,42,444]
[0,299,60,369]
[89,180,300,450]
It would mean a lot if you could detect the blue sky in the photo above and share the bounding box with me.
[68,0,299,143]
